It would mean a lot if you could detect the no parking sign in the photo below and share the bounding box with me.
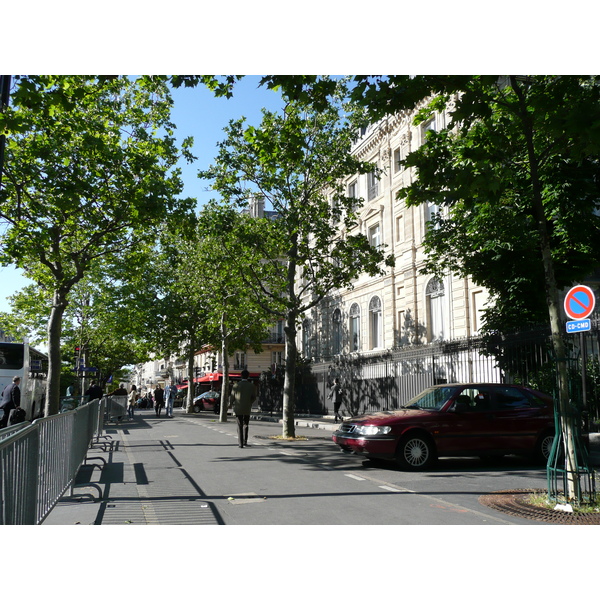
[564,284,595,332]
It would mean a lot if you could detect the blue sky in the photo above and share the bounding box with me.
[169,77,285,206]
[0,76,286,313]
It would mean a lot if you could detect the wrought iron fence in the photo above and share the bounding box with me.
[293,320,600,422]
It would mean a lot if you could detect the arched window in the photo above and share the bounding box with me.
[369,296,383,349]
[332,308,342,355]
[426,277,445,342]
[349,303,360,352]
[302,319,312,359]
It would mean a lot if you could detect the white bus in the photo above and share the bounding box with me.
[0,341,48,421]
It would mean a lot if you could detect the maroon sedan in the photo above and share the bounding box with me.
[193,390,221,414]
[332,383,555,470]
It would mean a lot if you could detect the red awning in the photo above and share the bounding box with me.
[197,372,241,383]
[177,372,260,390]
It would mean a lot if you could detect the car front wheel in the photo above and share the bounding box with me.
[193,404,201,413]
[396,433,435,470]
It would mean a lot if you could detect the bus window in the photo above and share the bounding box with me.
[0,343,24,370]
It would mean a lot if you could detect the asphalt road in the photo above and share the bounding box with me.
[43,409,555,526]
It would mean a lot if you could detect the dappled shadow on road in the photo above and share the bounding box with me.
[209,443,548,490]
[211,434,549,481]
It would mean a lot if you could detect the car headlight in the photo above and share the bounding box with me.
[355,425,391,436]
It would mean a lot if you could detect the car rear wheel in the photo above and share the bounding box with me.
[193,404,201,413]
[396,433,435,470]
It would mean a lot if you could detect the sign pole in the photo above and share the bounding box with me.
[564,284,595,435]
[581,331,588,435]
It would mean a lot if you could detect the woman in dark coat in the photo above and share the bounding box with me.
[154,385,165,417]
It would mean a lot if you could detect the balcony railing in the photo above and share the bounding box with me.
[263,334,285,344]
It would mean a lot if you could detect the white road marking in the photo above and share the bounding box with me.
[379,485,402,492]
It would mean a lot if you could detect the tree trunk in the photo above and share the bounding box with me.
[185,347,195,413]
[220,327,230,423]
[540,238,579,499]
[282,312,298,438]
[45,289,69,416]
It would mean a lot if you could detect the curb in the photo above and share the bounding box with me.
[250,413,340,432]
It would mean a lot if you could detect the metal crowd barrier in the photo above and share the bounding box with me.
[0,397,106,525]
[0,422,31,444]
[60,395,87,412]
[105,394,127,422]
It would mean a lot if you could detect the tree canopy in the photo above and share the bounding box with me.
[394,76,600,333]
[0,75,195,415]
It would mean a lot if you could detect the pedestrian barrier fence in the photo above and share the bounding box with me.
[60,395,87,412]
[0,397,106,525]
[0,422,31,444]
[105,395,127,421]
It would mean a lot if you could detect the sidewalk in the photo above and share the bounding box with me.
[41,410,600,525]
[41,409,339,525]
[250,411,341,431]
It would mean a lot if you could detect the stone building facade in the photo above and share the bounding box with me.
[301,104,490,363]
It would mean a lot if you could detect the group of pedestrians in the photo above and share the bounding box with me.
[122,382,178,420]
[1,370,345,448]
[109,370,260,448]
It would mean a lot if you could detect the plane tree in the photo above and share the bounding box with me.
[199,88,394,438]
[194,204,276,421]
[0,75,195,415]
[135,208,274,417]
[141,218,213,413]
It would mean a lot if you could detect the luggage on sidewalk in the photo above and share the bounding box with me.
[9,407,27,425]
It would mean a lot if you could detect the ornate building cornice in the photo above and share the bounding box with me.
[352,109,417,162]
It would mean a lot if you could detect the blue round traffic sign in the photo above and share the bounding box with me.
[564,285,596,320]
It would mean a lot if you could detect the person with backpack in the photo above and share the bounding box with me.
[0,376,21,428]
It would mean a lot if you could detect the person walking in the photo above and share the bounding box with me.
[85,379,103,404]
[164,381,177,418]
[154,385,165,417]
[127,384,138,420]
[328,377,344,424]
[0,376,21,429]
[109,383,128,396]
[229,370,257,448]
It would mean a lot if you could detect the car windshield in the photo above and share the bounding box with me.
[403,387,457,411]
